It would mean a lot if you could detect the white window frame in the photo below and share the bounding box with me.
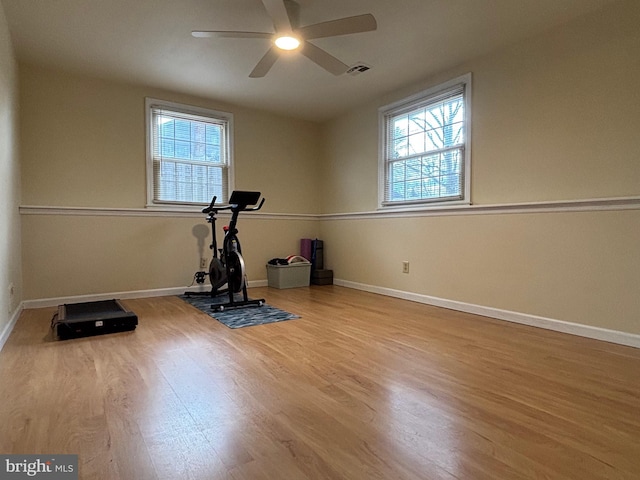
[145,97,234,207]
[378,73,472,210]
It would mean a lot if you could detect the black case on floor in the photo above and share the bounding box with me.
[55,299,138,340]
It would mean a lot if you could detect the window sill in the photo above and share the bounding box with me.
[378,199,471,213]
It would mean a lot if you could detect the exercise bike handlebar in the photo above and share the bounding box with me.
[243,197,265,212]
[202,196,218,214]
[201,194,265,214]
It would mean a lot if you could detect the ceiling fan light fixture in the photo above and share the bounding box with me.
[192,0,377,77]
[274,35,301,50]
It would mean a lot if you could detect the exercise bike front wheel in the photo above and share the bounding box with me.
[226,250,246,293]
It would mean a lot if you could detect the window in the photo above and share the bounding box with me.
[379,73,471,208]
[146,98,233,206]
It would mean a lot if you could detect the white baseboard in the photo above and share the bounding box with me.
[22,287,188,309]
[21,280,270,310]
[334,279,640,349]
[0,303,24,352]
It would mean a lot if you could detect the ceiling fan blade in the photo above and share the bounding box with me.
[261,0,292,32]
[300,41,349,76]
[297,14,377,40]
[249,47,280,78]
[192,31,272,39]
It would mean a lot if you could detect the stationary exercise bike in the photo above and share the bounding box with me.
[186,190,265,312]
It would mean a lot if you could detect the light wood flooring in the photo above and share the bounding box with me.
[1,286,639,479]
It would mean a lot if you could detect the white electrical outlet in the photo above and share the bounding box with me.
[200,258,208,269]
[402,261,410,274]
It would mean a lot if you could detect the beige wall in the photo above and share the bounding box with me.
[0,3,22,337]
[21,214,318,300]
[321,210,640,334]
[319,0,640,334]
[19,65,321,300]
[320,0,640,213]
[19,65,322,213]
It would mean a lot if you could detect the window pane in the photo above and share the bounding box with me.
[176,181,190,201]
[160,181,175,200]
[206,144,221,163]
[408,109,426,135]
[392,115,408,140]
[422,155,439,177]
[441,175,461,196]
[406,159,421,180]
[175,140,190,160]
[443,123,463,146]
[193,181,207,203]
[443,97,464,123]
[191,122,206,143]
[193,165,206,184]
[425,128,443,151]
[406,179,421,199]
[159,118,174,137]
[206,124,221,145]
[441,150,461,175]
[192,142,206,161]
[160,138,174,158]
[174,119,190,141]
[391,161,405,183]
[209,184,223,201]
[160,161,175,181]
[391,182,405,201]
[425,104,444,130]
[392,138,407,159]
[208,167,222,185]
[423,178,440,198]
[176,163,191,183]
[408,133,425,155]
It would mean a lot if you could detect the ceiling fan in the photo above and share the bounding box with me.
[192,0,377,78]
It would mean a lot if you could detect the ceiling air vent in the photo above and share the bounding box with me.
[346,63,372,76]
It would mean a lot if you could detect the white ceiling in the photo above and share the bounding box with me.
[1,0,617,121]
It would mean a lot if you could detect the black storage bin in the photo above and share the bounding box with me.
[312,269,333,285]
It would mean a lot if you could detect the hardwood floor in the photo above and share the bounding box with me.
[1,286,639,479]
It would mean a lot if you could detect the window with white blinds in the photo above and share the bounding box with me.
[146,98,233,206]
[379,74,471,208]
